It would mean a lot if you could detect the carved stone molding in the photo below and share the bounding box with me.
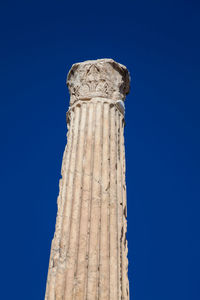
[67,58,130,105]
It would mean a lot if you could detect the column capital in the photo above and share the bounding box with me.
[67,58,130,105]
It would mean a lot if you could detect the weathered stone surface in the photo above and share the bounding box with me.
[45,59,130,300]
[67,58,130,105]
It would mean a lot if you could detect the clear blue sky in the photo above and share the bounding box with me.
[0,0,200,299]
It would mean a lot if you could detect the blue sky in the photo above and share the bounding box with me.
[0,0,200,299]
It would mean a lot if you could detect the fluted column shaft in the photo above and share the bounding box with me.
[45,59,130,300]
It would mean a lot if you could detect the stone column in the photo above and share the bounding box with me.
[45,59,130,300]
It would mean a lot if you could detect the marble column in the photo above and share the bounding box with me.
[45,59,130,300]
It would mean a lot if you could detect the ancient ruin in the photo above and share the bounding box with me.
[45,58,130,300]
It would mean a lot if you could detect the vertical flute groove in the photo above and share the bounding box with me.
[45,111,75,300]
[73,103,94,300]
[120,115,125,300]
[99,103,109,300]
[57,106,80,299]
[64,104,86,299]
[87,102,102,300]
[97,102,104,300]
[120,113,124,300]
[73,104,89,299]
[116,110,119,300]
[109,105,118,300]
[121,116,129,300]
[85,102,97,299]
[108,104,111,300]
[116,111,122,300]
